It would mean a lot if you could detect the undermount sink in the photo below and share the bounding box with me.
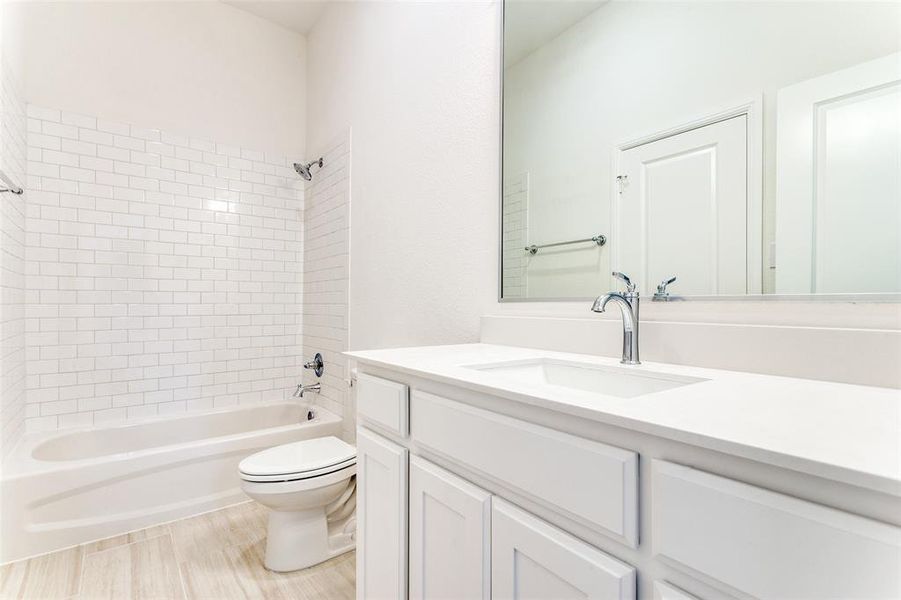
[466,358,707,398]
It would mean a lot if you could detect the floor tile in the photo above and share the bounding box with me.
[0,546,83,599]
[82,524,172,556]
[1,502,354,600]
[168,504,266,564]
[79,534,183,600]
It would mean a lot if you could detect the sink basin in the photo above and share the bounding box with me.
[466,358,706,398]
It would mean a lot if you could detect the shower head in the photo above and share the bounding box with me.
[293,157,323,181]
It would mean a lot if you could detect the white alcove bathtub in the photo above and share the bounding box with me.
[0,401,342,564]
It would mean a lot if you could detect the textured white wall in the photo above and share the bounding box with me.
[24,105,305,432]
[305,1,500,351]
[20,1,306,158]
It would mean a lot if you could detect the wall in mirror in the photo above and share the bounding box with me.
[501,1,900,300]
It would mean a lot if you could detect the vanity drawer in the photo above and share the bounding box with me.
[652,460,901,599]
[411,390,639,547]
[356,373,409,437]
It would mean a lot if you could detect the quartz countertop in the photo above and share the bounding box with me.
[346,343,901,496]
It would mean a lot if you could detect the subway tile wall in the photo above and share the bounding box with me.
[502,172,528,299]
[301,134,352,441]
[0,60,27,457]
[24,105,306,432]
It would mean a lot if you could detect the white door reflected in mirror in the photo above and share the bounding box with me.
[614,114,753,296]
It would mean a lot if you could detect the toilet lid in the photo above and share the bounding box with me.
[239,436,356,478]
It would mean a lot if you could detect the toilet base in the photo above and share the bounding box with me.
[263,508,355,572]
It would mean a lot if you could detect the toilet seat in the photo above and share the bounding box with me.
[239,436,356,483]
[241,463,357,495]
[241,457,356,483]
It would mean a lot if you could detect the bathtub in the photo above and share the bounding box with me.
[0,402,342,564]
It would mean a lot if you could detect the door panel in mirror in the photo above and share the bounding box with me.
[776,53,901,294]
[614,115,751,296]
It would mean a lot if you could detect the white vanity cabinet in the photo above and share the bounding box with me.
[653,581,699,600]
[411,390,639,548]
[354,369,901,600]
[492,499,635,599]
[652,460,901,599]
[409,457,491,599]
[356,427,408,600]
[357,373,410,438]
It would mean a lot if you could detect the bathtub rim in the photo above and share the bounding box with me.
[2,401,338,479]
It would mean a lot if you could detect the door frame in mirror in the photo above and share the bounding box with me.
[609,97,763,296]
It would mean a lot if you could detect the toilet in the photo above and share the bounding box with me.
[239,436,357,572]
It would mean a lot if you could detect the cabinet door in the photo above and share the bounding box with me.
[491,499,635,600]
[409,457,491,600]
[357,427,408,600]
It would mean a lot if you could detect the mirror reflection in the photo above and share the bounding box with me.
[501,1,900,300]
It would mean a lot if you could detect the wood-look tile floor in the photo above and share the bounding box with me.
[0,502,355,600]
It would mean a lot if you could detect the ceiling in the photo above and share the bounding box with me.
[224,1,329,35]
[504,0,607,67]
[224,0,606,56]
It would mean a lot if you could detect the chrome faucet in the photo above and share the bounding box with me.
[591,271,640,365]
[293,383,321,398]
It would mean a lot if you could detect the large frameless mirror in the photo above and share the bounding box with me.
[500,0,901,301]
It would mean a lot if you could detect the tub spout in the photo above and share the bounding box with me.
[293,383,321,398]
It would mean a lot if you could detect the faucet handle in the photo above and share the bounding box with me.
[653,276,677,301]
[612,271,637,293]
[657,276,676,292]
[303,352,324,377]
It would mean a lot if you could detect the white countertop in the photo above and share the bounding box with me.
[347,343,901,496]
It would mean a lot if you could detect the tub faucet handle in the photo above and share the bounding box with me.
[303,352,324,377]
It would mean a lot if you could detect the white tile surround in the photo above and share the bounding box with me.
[0,60,27,458]
[301,133,352,441]
[23,105,307,433]
[501,172,527,299]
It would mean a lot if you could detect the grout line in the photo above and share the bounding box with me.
[82,532,169,558]
[74,543,85,599]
